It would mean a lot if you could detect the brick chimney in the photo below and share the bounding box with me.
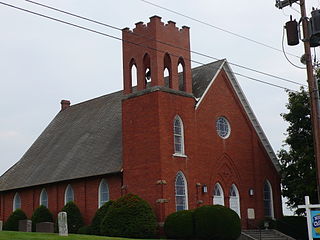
[60,100,70,111]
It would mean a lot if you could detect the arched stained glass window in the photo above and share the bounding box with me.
[99,179,110,208]
[40,188,48,207]
[229,184,241,217]
[64,184,74,205]
[264,180,274,218]
[175,171,188,211]
[174,116,185,155]
[13,192,21,211]
[213,183,224,206]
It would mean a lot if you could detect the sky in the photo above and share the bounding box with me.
[0,0,319,214]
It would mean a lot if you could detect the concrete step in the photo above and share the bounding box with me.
[242,229,295,240]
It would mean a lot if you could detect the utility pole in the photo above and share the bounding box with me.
[276,0,320,201]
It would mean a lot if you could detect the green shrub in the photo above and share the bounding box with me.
[61,201,84,233]
[3,209,27,231]
[31,205,53,231]
[276,216,308,240]
[164,210,194,239]
[100,193,157,238]
[78,225,91,235]
[194,205,241,240]
[90,200,114,235]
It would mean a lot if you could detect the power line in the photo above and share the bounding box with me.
[139,0,301,59]
[0,1,298,93]
[23,0,307,88]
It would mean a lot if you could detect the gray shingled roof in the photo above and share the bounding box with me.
[0,91,124,191]
[1,60,277,191]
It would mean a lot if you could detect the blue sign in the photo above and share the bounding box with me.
[311,210,320,238]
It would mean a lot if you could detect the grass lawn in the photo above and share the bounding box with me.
[0,231,157,240]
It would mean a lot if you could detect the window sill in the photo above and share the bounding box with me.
[172,153,188,158]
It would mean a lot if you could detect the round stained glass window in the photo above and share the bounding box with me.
[216,117,230,139]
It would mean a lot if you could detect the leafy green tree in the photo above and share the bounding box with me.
[278,87,317,214]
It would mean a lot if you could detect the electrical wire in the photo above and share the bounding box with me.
[290,5,301,14]
[23,0,307,88]
[281,26,306,69]
[139,0,301,59]
[0,1,299,93]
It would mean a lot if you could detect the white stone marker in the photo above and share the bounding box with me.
[0,220,2,231]
[58,212,68,236]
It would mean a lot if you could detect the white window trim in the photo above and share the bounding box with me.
[172,153,187,158]
[229,184,241,217]
[213,183,225,206]
[98,179,110,208]
[64,184,74,205]
[173,115,185,155]
[40,188,48,207]
[175,171,189,211]
[13,192,21,212]
[264,180,275,219]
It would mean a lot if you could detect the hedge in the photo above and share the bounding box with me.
[194,205,241,240]
[90,200,114,235]
[61,201,84,233]
[164,210,194,239]
[100,194,157,238]
[31,205,53,231]
[276,216,308,240]
[3,209,27,231]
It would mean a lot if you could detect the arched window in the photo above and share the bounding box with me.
[13,192,21,211]
[178,58,185,91]
[40,188,48,207]
[174,116,185,155]
[213,183,224,206]
[131,63,138,88]
[164,53,172,88]
[98,179,110,208]
[264,180,274,218]
[143,53,151,87]
[64,184,74,205]
[175,171,188,211]
[229,184,241,217]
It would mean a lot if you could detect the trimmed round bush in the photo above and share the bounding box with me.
[31,205,53,231]
[194,205,241,240]
[164,210,194,239]
[90,200,114,235]
[100,193,157,238]
[61,201,84,234]
[276,216,308,240]
[3,209,27,231]
[78,225,91,235]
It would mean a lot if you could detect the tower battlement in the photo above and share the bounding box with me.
[122,16,192,94]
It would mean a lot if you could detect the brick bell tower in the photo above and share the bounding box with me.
[121,16,196,223]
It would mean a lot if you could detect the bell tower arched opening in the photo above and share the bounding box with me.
[122,16,192,94]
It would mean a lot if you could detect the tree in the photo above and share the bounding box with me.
[278,87,317,214]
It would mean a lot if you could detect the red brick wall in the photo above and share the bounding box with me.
[122,68,281,227]
[0,174,122,225]
[0,70,282,229]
